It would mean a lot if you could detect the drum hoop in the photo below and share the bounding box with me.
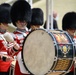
[21,29,35,74]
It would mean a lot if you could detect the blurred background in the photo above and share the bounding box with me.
[0,0,76,31]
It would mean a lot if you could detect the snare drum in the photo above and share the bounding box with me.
[22,29,74,75]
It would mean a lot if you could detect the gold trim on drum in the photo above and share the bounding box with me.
[62,46,70,57]
[46,59,73,75]
[62,46,67,53]
[54,59,71,71]
[62,46,68,57]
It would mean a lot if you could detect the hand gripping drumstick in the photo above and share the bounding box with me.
[3,32,14,42]
[3,32,20,50]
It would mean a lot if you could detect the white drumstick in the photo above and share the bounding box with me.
[3,32,14,42]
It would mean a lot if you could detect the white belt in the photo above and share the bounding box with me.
[0,52,7,54]
[17,52,29,74]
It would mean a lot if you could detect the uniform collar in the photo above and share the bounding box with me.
[16,27,28,33]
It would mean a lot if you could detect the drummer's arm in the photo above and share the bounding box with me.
[7,41,20,56]
[12,46,22,56]
[13,41,20,51]
[0,54,14,61]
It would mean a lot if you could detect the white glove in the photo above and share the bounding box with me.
[3,32,20,51]
[3,32,14,42]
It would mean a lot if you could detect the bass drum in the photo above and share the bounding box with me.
[22,29,74,75]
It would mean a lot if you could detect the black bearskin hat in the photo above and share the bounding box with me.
[31,8,44,25]
[10,0,32,26]
[62,12,76,30]
[27,8,44,29]
[1,3,11,9]
[0,3,11,23]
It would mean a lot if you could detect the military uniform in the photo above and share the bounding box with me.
[10,0,32,75]
[11,29,29,75]
[0,3,19,75]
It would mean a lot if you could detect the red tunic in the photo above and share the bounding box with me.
[0,34,12,72]
[11,29,30,75]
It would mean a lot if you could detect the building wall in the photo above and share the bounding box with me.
[33,0,76,29]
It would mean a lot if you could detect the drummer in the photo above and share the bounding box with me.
[0,3,20,75]
[62,11,76,75]
[10,0,32,75]
[27,8,44,31]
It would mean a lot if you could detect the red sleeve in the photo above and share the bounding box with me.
[0,40,7,52]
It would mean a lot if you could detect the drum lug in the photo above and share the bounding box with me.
[54,57,57,61]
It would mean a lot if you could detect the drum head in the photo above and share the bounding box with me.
[22,29,55,75]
